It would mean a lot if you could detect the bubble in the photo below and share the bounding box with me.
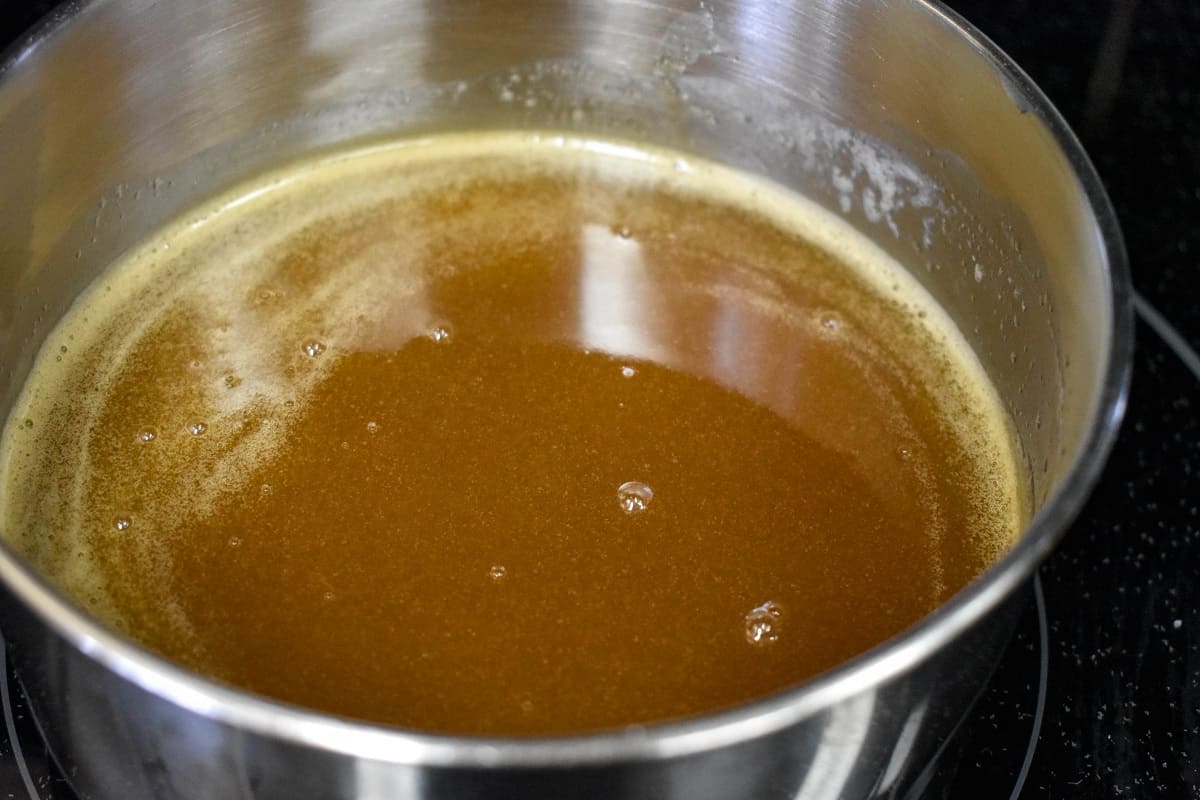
[745,601,783,645]
[113,516,132,532]
[260,483,273,497]
[187,422,208,436]
[137,429,157,443]
[429,326,452,343]
[621,366,637,378]
[617,481,654,515]
[303,340,326,357]
[366,421,380,434]
[489,565,508,581]
[59,345,68,354]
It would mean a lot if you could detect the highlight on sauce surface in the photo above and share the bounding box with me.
[0,133,1025,735]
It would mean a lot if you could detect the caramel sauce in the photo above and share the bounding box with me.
[0,134,1022,735]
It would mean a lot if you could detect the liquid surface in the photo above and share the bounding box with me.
[0,134,1023,735]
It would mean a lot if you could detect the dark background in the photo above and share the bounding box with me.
[1,1,1199,798]
[946,2,1200,796]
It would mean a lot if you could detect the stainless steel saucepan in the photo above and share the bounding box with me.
[0,1,1131,798]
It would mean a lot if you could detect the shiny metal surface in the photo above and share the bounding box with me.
[0,0,1131,798]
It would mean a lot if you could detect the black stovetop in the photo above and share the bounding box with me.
[2,1,1198,798]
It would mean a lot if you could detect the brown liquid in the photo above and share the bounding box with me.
[0,134,1022,735]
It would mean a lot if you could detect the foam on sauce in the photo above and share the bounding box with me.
[0,133,1024,734]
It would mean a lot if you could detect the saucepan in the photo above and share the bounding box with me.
[0,0,1131,798]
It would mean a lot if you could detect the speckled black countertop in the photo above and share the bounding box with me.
[946,1,1200,796]
[0,1,1197,798]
